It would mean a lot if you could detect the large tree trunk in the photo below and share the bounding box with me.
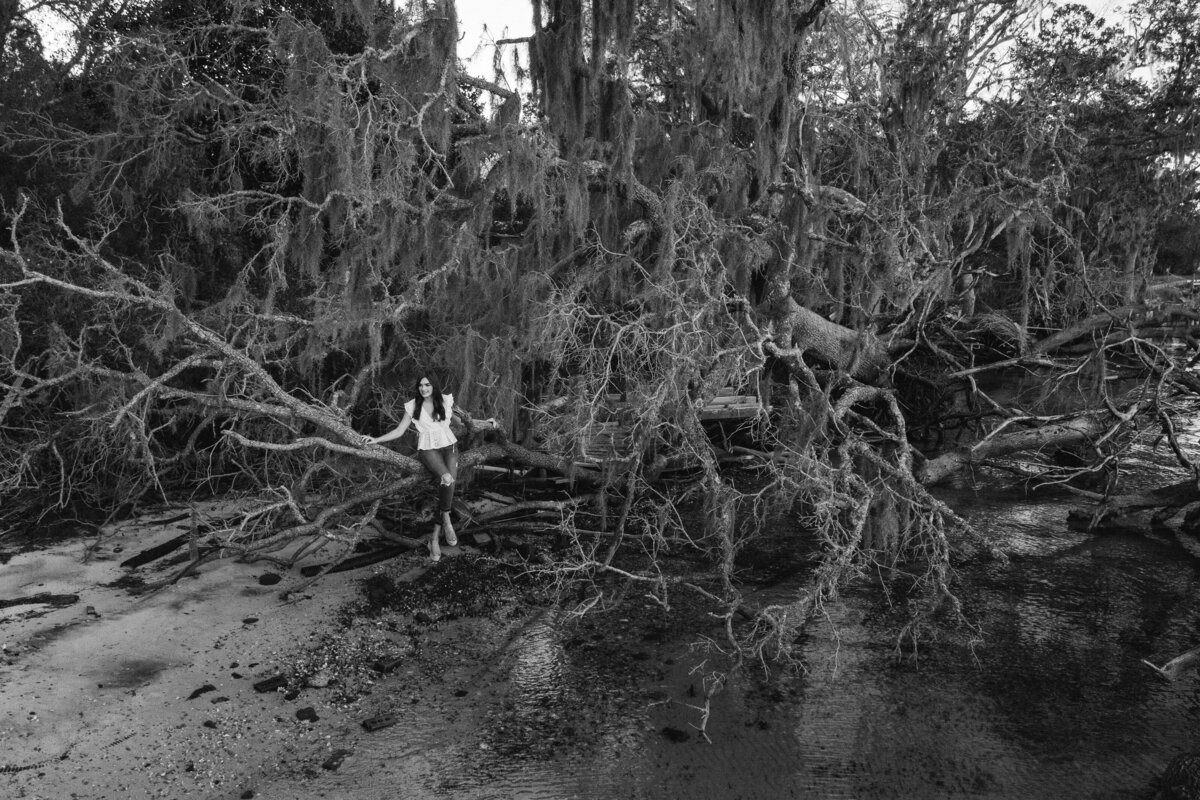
[1098,479,1200,512]
[917,413,1115,485]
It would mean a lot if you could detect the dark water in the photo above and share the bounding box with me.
[292,496,1199,800]
[277,420,1200,800]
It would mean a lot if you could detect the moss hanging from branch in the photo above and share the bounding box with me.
[2,0,1198,667]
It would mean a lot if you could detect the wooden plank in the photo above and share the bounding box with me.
[476,491,515,505]
[700,403,762,420]
[701,399,760,410]
[119,533,190,569]
[704,395,758,406]
[475,464,527,476]
[578,420,635,463]
[298,544,409,577]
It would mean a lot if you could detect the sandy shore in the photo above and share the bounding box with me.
[0,501,500,800]
[12,496,1188,800]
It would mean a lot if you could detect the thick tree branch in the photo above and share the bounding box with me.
[1031,305,1200,354]
[917,409,1137,485]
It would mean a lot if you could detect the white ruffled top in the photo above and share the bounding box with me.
[404,394,458,451]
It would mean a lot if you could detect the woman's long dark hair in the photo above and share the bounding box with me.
[411,377,449,421]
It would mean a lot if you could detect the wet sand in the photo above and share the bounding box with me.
[4,492,1197,800]
[0,502,508,800]
[0,502,794,800]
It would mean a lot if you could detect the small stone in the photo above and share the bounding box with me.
[202,721,217,729]
[242,617,259,625]
[296,707,319,723]
[252,675,287,693]
[321,749,352,771]
[361,714,399,732]
[210,696,230,704]
[187,684,217,701]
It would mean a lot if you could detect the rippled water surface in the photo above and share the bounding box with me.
[293,421,1200,800]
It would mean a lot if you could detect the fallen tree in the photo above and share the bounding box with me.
[2,0,1198,664]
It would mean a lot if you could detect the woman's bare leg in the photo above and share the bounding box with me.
[427,525,441,562]
[442,447,458,545]
[420,446,457,549]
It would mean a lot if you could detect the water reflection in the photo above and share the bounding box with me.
[269,429,1200,799]
[506,617,568,709]
[558,513,1193,798]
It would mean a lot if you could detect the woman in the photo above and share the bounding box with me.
[364,376,493,562]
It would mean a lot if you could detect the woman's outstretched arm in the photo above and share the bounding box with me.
[365,410,413,445]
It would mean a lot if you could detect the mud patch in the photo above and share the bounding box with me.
[0,592,79,611]
[355,553,544,622]
[0,593,80,626]
[97,657,175,689]
[265,554,547,705]
[101,573,148,595]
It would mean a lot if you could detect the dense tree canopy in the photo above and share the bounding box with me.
[2,0,1198,658]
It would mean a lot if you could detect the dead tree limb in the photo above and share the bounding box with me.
[1066,478,1200,513]
[1031,304,1200,354]
[1143,644,1200,682]
[469,496,593,524]
[917,411,1126,485]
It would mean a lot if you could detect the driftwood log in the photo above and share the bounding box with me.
[1143,645,1200,682]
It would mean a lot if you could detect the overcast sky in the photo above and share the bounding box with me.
[29,0,1133,74]
[455,0,535,45]
[452,0,1130,50]
[451,0,1135,88]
